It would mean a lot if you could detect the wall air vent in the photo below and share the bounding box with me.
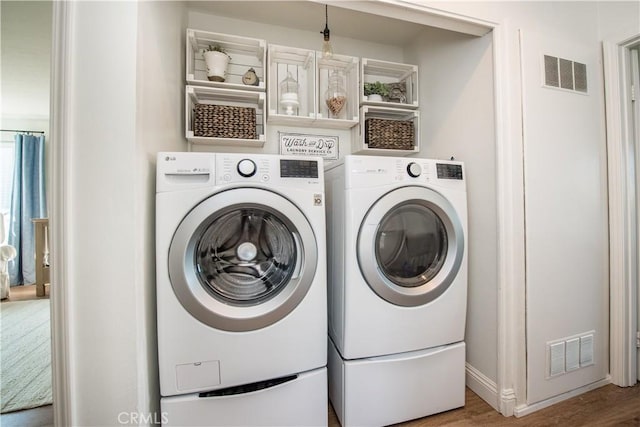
[543,55,588,94]
[546,330,596,379]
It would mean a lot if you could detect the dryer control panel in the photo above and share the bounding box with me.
[342,155,465,191]
[436,163,464,180]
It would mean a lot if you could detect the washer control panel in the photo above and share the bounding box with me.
[216,154,323,189]
[406,162,422,178]
[237,159,257,177]
[280,159,319,179]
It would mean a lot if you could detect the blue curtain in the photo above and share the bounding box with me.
[8,134,47,286]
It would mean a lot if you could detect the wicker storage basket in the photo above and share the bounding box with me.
[193,104,257,139]
[365,118,414,150]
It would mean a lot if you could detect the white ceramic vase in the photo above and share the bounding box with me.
[204,50,230,82]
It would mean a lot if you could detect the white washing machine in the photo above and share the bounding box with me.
[156,152,327,426]
[325,155,468,426]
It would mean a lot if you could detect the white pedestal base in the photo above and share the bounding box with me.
[329,340,465,426]
[162,367,327,426]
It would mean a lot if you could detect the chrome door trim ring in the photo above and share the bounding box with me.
[169,188,318,332]
[357,186,464,307]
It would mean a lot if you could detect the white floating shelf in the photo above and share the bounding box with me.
[353,105,420,156]
[185,85,266,147]
[187,29,266,92]
[267,44,318,125]
[361,58,419,109]
[315,52,359,128]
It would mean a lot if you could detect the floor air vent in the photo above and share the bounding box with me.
[543,55,587,94]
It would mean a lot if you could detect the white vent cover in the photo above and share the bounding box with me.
[549,341,565,377]
[543,55,587,93]
[580,334,594,367]
[547,331,595,378]
[565,338,580,372]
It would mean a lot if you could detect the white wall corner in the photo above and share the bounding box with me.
[466,363,499,411]
[49,1,73,425]
[493,22,527,418]
[499,387,517,416]
[603,34,639,388]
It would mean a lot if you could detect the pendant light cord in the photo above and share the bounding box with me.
[322,4,330,41]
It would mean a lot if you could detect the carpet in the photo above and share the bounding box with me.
[0,299,52,413]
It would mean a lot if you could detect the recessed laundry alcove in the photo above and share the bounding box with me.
[176,0,500,414]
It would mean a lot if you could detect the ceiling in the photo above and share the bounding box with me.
[186,1,429,46]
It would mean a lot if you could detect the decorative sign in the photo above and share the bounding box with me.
[278,132,339,160]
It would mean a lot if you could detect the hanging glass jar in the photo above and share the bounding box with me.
[325,69,347,118]
[279,72,300,116]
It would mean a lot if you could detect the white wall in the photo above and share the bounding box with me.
[597,1,640,42]
[64,1,141,424]
[520,18,609,404]
[423,0,622,406]
[406,26,498,388]
[188,10,405,63]
[0,0,51,131]
[136,0,188,421]
[62,1,188,425]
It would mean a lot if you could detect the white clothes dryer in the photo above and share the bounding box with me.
[325,155,468,426]
[156,152,327,426]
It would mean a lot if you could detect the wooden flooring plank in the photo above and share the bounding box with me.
[330,384,640,426]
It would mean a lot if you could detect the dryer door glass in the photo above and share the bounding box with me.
[195,208,297,305]
[357,186,464,307]
[376,203,447,287]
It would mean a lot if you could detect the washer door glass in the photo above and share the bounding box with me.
[195,209,296,306]
[169,188,317,332]
[358,186,464,307]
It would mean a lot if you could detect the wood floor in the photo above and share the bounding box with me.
[3,384,639,427]
[0,405,53,427]
[329,383,640,426]
[2,286,639,426]
[1,283,50,302]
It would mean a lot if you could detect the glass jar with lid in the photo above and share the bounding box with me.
[279,72,300,116]
[324,70,346,118]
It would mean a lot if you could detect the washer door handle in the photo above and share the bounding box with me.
[291,232,303,279]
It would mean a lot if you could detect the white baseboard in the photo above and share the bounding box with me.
[499,387,517,416]
[465,363,499,411]
[513,376,611,417]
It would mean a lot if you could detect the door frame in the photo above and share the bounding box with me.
[604,32,640,387]
[49,1,72,425]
